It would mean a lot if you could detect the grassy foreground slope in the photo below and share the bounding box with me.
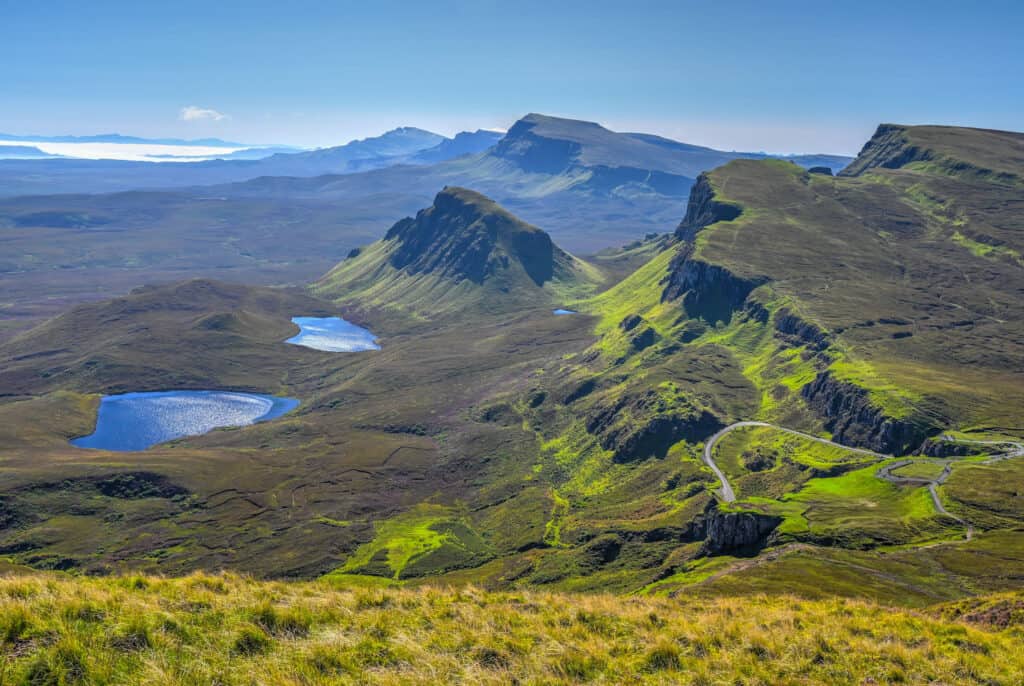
[1,571,1022,685]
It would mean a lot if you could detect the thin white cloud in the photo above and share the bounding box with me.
[180,106,228,122]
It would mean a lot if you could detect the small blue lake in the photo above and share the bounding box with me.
[286,316,380,352]
[71,391,299,452]
[553,308,577,315]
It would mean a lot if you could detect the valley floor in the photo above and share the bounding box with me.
[0,570,1021,685]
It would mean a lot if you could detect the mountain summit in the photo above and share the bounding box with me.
[315,187,601,318]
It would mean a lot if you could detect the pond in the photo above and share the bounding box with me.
[553,308,577,315]
[71,390,299,452]
[286,316,380,352]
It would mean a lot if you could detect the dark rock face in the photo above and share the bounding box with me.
[585,390,723,463]
[774,308,831,351]
[673,173,742,242]
[628,326,658,353]
[562,378,597,405]
[801,372,932,455]
[702,507,781,555]
[918,438,977,457]
[744,301,770,324]
[582,534,622,565]
[840,124,932,177]
[492,118,581,174]
[807,166,833,176]
[620,314,644,332]
[662,248,765,325]
[385,188,558,286]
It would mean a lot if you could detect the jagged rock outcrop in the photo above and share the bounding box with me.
[774,308,831,351]
[585,390,723,463]
[801,372,932,454]
[840,124,933,177]
[701,505,781,555]
[662,247,766,325]
[918,438,978,457]
[673,174,742,242]
[619,314,644,332]
[384,187,563,286]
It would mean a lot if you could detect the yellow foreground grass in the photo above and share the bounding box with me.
[0,572,1021,685]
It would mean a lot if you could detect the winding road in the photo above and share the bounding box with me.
[702,422,1023,541]
[701,421,891,503]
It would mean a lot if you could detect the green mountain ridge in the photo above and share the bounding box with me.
[314,187,604,321]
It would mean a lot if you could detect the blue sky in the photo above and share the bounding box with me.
[3,1,1022,153]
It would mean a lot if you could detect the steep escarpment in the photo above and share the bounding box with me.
[660,176,764,325]
[773,307,831,351]
[672,173,742,242]
[801,372,934,454]
[491,115,583,174]
[661,248,766,325]
[383,187,563,286]
[315,187,601,319]
[839,124,933,177]
[842,123,1024,184]
[701,505,782,555]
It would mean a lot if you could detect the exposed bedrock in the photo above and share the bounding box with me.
[801,372,933,455]
[701,504,781,556]
[840,124,932,177]
[662,249,766,325]
[673,173,742,242]
[384,188,557,286]
[774,307,831,351]
[918,438,978,457]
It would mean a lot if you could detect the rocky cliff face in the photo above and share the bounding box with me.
[673,174,742,242]
[839,124,933,177]
[491,118,581,174]
[385,187,561,286]
[701,505,781,555]
[660,175,764,324]
[801,371,932,455]
[661,248,765,325]
[774,308,831,351]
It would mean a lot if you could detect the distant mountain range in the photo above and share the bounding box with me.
[0,133,251,147]
[0,115,851,199]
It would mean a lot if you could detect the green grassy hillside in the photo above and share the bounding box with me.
[314,187,604,322]
[0,571,1021,685]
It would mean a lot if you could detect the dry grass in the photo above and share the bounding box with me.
[0,572,1021,685]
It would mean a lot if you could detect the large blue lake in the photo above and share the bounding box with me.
[286,316,380,352]
[71,391,299,452]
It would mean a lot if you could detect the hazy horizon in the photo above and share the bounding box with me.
[6,2,1022,156]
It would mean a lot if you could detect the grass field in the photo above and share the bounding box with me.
[0,571,1021,685]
